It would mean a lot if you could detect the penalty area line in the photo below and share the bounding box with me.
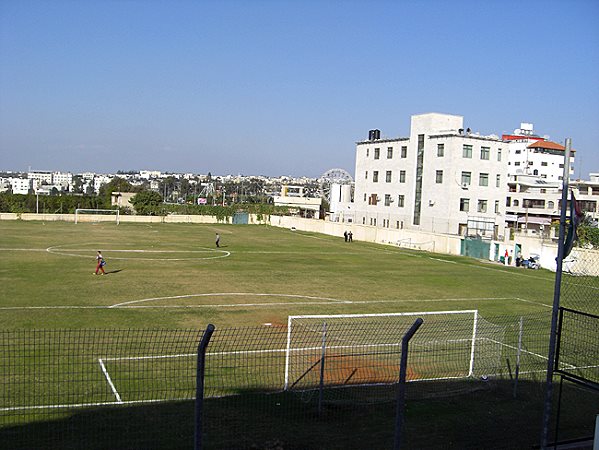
[98,358,123,403]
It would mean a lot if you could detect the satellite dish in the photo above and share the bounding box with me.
[319,168,353,202]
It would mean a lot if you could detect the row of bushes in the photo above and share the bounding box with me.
[0,192,293,220]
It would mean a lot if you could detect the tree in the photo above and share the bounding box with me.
[131,190,163,215]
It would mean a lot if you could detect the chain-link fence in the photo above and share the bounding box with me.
[1,310,593,449]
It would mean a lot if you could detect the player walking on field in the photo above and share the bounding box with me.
[94,251,106,275]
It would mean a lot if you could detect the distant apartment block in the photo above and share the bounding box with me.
[9,177,33,195]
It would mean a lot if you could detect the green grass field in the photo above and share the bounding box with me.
[0,220,556,330]
[5,220,595,449]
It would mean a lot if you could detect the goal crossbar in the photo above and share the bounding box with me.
[75,209,120,225]
[284,310,479,390]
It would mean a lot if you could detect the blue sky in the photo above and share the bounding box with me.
[1,0,598,178]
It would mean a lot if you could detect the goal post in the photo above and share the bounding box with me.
[75,209,120,225]
[284,310,483,391]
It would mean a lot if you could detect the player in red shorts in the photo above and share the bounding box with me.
[94,251,106,275]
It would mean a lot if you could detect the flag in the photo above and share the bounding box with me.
[563,191,584,259]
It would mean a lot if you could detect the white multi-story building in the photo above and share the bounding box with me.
[28,170,53,187]
[140,170,161,180]
[505,123,574,181]
[504,123,578,233]
[93,175,113,194]
[52,171,73,190]
[352,113,507,237]
[9,177,33,195]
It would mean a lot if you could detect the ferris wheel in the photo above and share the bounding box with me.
[319,168,353,202]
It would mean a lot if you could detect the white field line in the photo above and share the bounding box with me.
[428,257,457,264]
[0,248,48,251]
[109,292,351,308]
[485,338,576,369]
[0,296,542,311]
[0,397,191,412]
[105,339,474,363]
[98,358,123,403]
[46,245,231,261]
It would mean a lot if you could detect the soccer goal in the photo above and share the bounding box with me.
[75,209,120,225]
[284,310,504,391]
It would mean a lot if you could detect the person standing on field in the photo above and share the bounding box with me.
[215,233,221,248]
[94,251,106,275]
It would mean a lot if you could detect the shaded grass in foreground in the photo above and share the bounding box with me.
[1,380,596,449]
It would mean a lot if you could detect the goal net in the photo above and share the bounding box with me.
[75,209,120,225]
[284,310,504,391]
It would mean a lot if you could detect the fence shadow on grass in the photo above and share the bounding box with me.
[3,379,595,450]
[0,400,194,450]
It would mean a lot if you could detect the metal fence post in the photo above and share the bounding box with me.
[513,316,523,398]
[394,318,424,450]
[318,322,327,416]
[195,324,215,450]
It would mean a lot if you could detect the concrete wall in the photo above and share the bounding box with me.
[269,215,463,255]
[0,212,267,225]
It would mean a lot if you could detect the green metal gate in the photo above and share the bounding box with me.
[461,237,491,260]
[232,212,249,224]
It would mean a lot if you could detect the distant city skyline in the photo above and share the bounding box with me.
[1,0,598,179]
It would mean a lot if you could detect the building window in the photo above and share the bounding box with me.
[374,148,380,159]
[373,171,379,182]
[366,149,369,157]
[365,171,368,179]
[463,145,473,158]
[369,193,378,205]
[496,174,501,187]
[515,150,521,154]
[513,199,519,207]
[479,173,489,187]
[437,143,444,157]
[497,149,502,161]
[533,169,539,175]
[480,147,490,160]
[363,193,367,202]
[548,201,554,209]
[541,161,548,166]
[398,195,405,207]
[478,200,487,213]
[384,194,391,206]
[506,197,511,207]
[387,147,393,159]
[460,198,469,212]
[399,170,406,183]
[436,170,443,184]
[401,146,407,158]
[386,171,392,183]
[495,200,500,214]
[461,171,471,186]
[515,162,521,166]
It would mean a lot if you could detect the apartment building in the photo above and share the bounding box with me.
[504,124,578,232]
[353,113,507,237]
[52,171,73,189]
[9,177,32,195]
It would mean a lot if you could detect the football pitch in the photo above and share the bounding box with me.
[3,220,597,448]
[0,220,556,330]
